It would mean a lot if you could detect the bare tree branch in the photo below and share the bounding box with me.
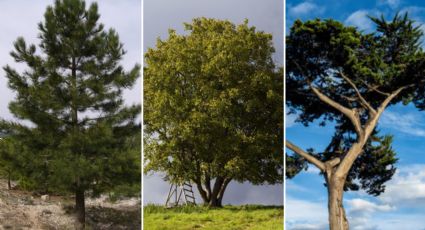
[310,86,363,135]
[292,60,363,135]
[337,85,409,177]
[360,79,391,96]
[286,140,325,171]
[339,71,376,115]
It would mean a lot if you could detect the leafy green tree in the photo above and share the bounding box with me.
[144,18,283,207]
[286,13,424,229]
[3,0,140,228]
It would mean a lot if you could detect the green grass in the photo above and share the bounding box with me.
[143,204,283,230]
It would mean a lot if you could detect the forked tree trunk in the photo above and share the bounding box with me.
[195,176,231,207]
[75,188,85,229]
[287,70,407,230]
[209,195,222,207]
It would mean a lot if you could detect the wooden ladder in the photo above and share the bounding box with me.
[165,182,196,207]
[181,182,196,205]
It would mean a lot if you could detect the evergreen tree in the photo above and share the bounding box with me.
[286,13,424,229]
[144,18,283,207]
[3,0,140,228]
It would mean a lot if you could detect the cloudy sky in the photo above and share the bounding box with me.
[287,0,425,229]
[0,0,141,122]
[143,0,283,205]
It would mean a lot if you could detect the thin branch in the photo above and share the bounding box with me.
[292,60,362,135]
[286,140,325,171]
[310,86,363,135]
[339,71,377,115]
[377,86,407,113]
[362,85,409,138]
[360,79,391,96]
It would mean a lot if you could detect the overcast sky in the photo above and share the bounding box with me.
[143,0,283,205]
[0,0,141,122]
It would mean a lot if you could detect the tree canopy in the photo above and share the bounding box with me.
[144,18,283,207]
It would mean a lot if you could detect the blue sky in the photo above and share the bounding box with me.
[286,0,425,229]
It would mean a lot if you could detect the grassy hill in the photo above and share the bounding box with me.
[144,204,283,230]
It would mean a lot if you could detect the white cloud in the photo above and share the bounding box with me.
[345,198,393,230]
[286,164,425,229]
[345,10,375,31]
[288,1,324,17]
[286,113,297,128]
[286,196,328,229]
[346,165,425,228]
[347,198,394,213]
[379,164,425,206]
[305,166,321,174]
[380,110,425,137]
[289,223,328,230]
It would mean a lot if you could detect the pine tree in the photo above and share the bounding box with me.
[3,0,140,228]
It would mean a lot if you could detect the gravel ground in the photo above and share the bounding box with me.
[0,180,140,230]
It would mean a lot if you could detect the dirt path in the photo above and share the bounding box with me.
[0,180,140,229]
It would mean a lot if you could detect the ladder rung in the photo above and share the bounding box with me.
[166,182,196,207]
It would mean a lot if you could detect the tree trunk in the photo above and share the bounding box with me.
[217,178,231,206]
[195,176,231,207]
[209,195,222,207]
[7,171,11,190]
[208,176,224,207]
[327,174,349,230]
[75,188,85,229]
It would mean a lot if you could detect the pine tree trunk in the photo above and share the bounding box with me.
[75,188,85,229]
[7,172,11,190]
[327,176,349,230]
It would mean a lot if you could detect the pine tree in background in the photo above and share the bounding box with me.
[3,0,140,228]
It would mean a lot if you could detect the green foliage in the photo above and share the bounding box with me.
[285,13,424,195]
[2,0,140,199]
[287,13,424,125]
[144,17,283,199]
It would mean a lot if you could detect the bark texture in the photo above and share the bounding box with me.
[195,176,231,207]
[286,71,409,230]
[75,188,85,229]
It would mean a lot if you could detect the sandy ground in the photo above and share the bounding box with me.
[0,180,140,230]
